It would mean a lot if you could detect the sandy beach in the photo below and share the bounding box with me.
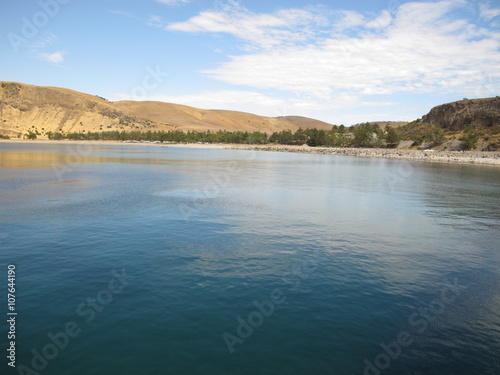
[1,140,499,166]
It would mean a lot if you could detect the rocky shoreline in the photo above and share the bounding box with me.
[223,144,500,165]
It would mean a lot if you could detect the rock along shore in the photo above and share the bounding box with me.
[223,144,500,165]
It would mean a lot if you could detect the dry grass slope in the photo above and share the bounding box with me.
[0,81,336,139]
[113,101,335,132]
[279,116,339,130]
[0,82,167,138]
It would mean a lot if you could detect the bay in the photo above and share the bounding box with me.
[0,142,499,375]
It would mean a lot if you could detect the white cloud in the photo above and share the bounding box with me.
[154,1,500,123]
[336,10,366,30]
[39,51,66,63]
[168,3,328,49]
[109,10,136,18]
[366,10,392,29]
[165,0,500,98]
[148,15,164,27]
[479,2,500,21]
[157,0,189,6]
[29,33,58,49]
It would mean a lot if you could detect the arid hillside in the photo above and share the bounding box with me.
[113,101,334,133]
[0,82,335,138]
[0,82,167,139]
[278,116,339,130]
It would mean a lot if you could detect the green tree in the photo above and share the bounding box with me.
[432,128,446,146]
[306,128,327,147]
[25,130,37,140]
[385,127,400,148]
[351,123,374,147]
[293,128,308,145]
[459,125,478,150]
[248,131,268,144]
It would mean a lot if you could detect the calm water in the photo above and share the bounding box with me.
[0,142,499,375]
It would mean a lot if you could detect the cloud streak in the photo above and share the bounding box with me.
[167,1,500,99]
[39,51,66,63]
[157,0,190,6]
[168,3,328,49]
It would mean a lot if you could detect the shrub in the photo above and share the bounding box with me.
[25,130,37,140]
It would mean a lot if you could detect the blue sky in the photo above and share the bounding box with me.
[1,0,499,125]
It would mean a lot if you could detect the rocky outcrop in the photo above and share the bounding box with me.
[422,97,500,131]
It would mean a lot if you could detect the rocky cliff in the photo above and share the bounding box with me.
[422,97,500,131]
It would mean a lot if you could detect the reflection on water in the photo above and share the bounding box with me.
[0,142,499,375]
[0,147,192,169]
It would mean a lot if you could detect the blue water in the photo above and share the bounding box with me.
[0,142,499,375]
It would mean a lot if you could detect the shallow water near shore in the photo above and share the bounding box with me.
[0,142,499,375]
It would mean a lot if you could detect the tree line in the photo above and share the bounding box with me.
[46,130,269,144]
[45,123,401,148]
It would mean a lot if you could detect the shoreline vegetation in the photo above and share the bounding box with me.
[1,139,499,165]
[13,121,499,153]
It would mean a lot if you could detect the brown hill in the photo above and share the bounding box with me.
[0,81,336,138]
[278,116,335,130]
[0,82,168,138]
[113,101,334,133]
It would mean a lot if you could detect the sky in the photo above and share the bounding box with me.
[1,0,499,125]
